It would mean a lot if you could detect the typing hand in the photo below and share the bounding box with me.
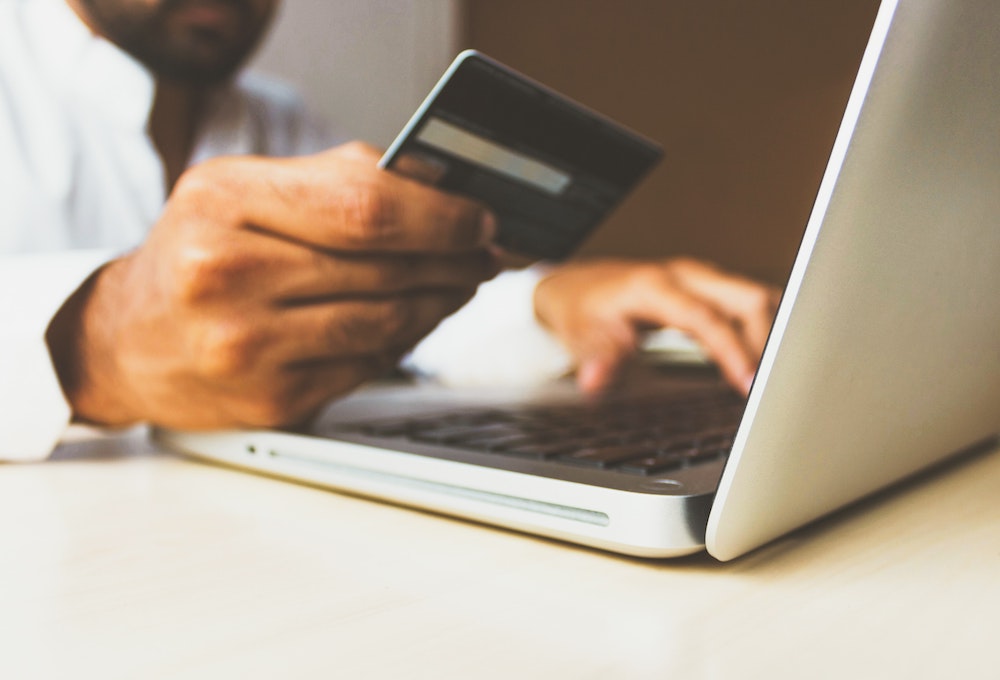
[533,258,780,395]
[47,142,499,429]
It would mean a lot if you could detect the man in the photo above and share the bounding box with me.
[0,0,778,461]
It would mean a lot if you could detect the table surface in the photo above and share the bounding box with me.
[2,428,998,679]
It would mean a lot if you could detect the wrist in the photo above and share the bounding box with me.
[46,261,141,427]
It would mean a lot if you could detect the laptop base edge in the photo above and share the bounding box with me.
[154,427,713,559]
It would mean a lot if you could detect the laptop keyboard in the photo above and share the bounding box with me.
[334,388,744,476]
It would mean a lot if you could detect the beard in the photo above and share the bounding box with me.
[77,0,276,86]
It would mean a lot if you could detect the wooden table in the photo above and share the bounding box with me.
[2,428,998,679]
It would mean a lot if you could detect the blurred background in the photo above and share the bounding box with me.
[252,0,880,284]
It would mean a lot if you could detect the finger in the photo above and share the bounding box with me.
[577,357,618,395]
[269,289,477,363]
[213,227,499,303]
[566,318,639,394]
[277,250,500,305]
[189,291,473,423]
[289,357,395,422]
[666,259,779,357]
[627,283,758,394]
[334,140,384,162]
[224,354,393,429]
[199,148,497,253]
[169,226,498,305]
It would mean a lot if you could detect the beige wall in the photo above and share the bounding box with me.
[251,0,462,147]
[463,1,880,282]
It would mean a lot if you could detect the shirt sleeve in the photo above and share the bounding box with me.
[0,250,114,461]
[402,265,574,388]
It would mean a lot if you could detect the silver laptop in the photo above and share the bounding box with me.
[156,0,1000,561]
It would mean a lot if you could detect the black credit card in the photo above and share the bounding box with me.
[379,50,663,260]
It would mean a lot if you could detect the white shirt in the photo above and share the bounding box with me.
[0,0,571,461]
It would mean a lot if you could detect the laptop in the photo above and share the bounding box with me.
[155,0,1000,561]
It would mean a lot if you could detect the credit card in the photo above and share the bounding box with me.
[379,50,663,260]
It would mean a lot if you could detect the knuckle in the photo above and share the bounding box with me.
[171,246,240,304]
[748,287,774,314]
[627,263,667,293]
[195,320,263,379]
[662,256,700,278]
[170,159,249,225]
[677,300,719,331]
[170,164,212,203]
[669,256,699,269]
[172,158,231,204]
[337,183,400,246]
[339,140,380,160]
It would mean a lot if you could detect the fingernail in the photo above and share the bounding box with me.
[578,360,609,394]
[742,374,755,396]
[480,211,498,245]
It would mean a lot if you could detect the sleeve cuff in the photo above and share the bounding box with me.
[402,265,574,388]
[0,250,114,461]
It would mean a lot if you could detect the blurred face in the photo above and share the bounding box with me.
[69,0,278,85]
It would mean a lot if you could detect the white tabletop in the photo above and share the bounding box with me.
[2,429,998,679]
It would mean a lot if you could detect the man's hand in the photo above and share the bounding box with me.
[47,142,498,430]
[533,258,781,395]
